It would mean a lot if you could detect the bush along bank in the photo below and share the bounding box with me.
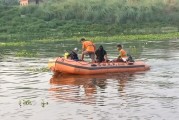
[0,0,179,41]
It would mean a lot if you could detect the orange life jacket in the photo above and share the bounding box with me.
[82,41,95,52]
[119,49,127,58]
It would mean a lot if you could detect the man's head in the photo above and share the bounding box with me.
[117,44,122,50]
[80,38,86,43]
[99,45,103,50]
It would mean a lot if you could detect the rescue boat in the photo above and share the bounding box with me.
[48,57,150,75]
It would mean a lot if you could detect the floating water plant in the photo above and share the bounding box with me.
[19,99,32,107]
[15,50,38,57]
[41,99,49,108]
[26,67,49,72]
[18,99,49,107]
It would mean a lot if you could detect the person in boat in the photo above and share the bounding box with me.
[69,47,79,61]
[80,38,96,62]
[95,45,108,62]
[64,50,70,59]
[115,44,128,62]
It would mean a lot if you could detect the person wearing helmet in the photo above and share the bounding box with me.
[69,47,79,61]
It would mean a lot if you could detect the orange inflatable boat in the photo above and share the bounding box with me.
[48,57,150,75]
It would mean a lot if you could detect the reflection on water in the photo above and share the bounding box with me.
[49,73,131,105]
[1,39,179,120]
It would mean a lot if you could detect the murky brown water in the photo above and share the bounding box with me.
[0,39,179,120]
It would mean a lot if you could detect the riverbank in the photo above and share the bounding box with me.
[0,0,179,42]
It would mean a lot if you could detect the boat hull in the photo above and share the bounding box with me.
[48,57,150,75]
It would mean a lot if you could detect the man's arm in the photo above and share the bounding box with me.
[82,43,85,52]
[104,54,108,62]
[94,44,96,51]
[104,51,108,62]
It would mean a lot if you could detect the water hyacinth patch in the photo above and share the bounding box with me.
[15,50,38,57]
[18,99,49,107]
[26,67,49,72]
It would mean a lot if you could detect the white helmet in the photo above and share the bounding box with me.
[74,48,78,51]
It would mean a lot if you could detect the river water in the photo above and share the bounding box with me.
[0,39,179,120]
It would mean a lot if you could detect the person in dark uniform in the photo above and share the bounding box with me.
[69,48,79,61]
[95,45,108,62]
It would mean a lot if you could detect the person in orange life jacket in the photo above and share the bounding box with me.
[95,45,108,62]
[80,38,96,62]
[116,44,127,62]
[69,48,79,61]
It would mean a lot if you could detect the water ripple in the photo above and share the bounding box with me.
[1,40,179,120]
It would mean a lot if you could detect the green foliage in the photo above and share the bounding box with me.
[0,0,19,6]
[26,67,49,72]
[19,99,32,106]
[91,32,179,42]
[18,99,48,107]
[15,50,38,57]
[0,0,179,39]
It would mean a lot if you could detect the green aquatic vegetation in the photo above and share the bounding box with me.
[18,99,49,107]
[19,99,32,106]
[41,99,49,108]
[90,32,179,42]
[15,50,38,57]
[0,42,27,47]
[31,37,63,44]
[53,32,179,43]
[26,67,49,72]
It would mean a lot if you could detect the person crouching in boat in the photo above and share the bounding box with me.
[69,48,79,61]
[95,45,108,63]
[114,44,128,62]
[80,38,96,62]
[64,48,79,61]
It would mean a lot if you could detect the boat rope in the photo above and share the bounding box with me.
[61,58,91,65]
[77,61,93,65]
[58,57,132,66]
